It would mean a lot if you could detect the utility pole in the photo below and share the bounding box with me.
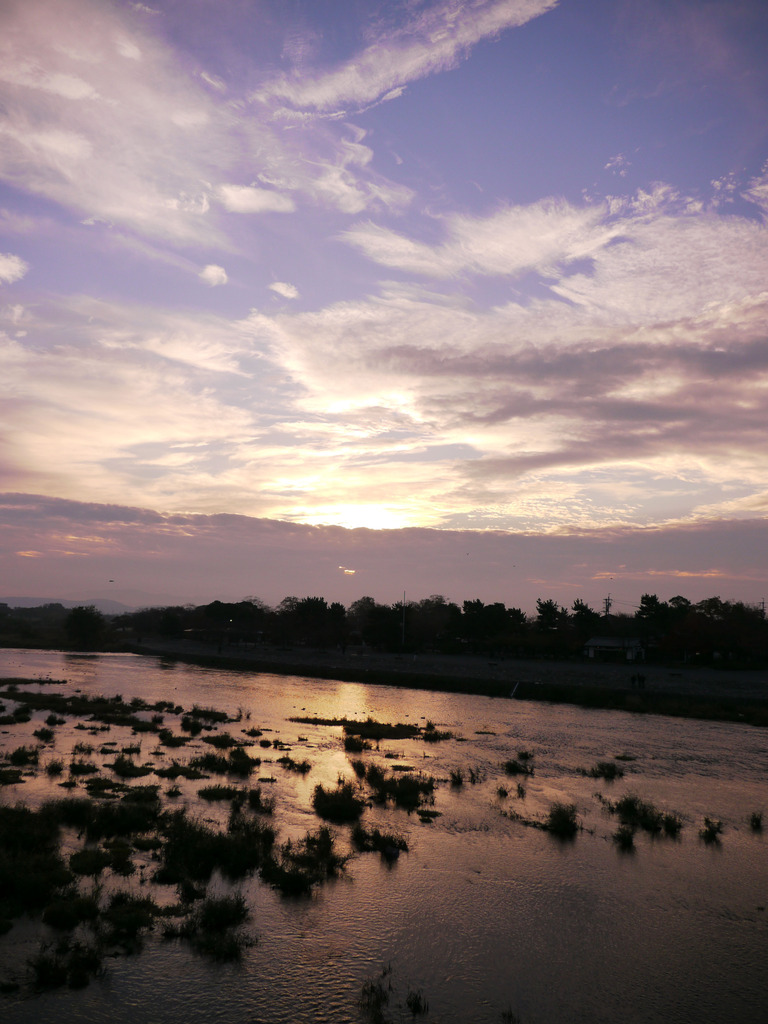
[603,594,612,617]
[402,590,406,647]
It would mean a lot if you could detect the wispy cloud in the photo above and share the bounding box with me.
[257,0,559,114]
[217,184,296,214]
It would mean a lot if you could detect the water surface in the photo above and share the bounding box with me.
[1,650,765,1024]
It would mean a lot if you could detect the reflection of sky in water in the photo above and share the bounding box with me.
[1,649,766,1024]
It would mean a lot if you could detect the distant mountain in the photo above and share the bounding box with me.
[0,597,136,615]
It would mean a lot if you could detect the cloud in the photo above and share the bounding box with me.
[257,0,559,113]
[217,184,295,214]
[199,264,228,286]
[269,281,299,299]
[1,494,765,611]
[0,0,236,243]
[0,252,29,283]
[233,176,768,529]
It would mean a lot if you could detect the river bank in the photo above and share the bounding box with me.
[132,639,768,727]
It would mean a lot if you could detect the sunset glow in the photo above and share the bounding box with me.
[1,0,767,609]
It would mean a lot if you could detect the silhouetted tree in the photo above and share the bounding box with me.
[65,605,106,649]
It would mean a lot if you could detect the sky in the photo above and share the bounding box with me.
[1,0,767,613]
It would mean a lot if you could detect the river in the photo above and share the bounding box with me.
[0,649,766,1024]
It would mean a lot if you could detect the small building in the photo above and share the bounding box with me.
[584,636,644,662]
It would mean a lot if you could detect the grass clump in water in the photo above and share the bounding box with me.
[582,761,624,781]
[261,825,347,897]
[749,811,763,831]
[102,892,159,951]
[351,823,408,856]
[202,732,240,749]
[613,823,635,851]
[164,895,253,962]
[602,793,683,840]
[699,817,723,843]
[155,808,275,886]
[422,721,454,743]
[503,758,534,777]
[344,734,372,752]
[154,761,205,780]
[313,779,365,822]
[276,754,311,774]
[406,988,429,1015]
[29,938,103,990]
[42,894,99,930]
[359,964,393,1023]
[198,785,241,802]
[189,705,231,723]
[365,764,435,812]
[544,802,579,838]
[8,745,39,767]
[68,846,112,877]
[246,787,275,815]
[108,754,153,779]
[0,805,72,922]
[158,729,189,748]
[190,747,260,778]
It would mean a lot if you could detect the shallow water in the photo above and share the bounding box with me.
[1,649,766,1024]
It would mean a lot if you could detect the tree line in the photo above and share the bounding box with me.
[2,593,765,664]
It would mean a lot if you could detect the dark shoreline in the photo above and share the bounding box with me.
[129,641,768,728]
